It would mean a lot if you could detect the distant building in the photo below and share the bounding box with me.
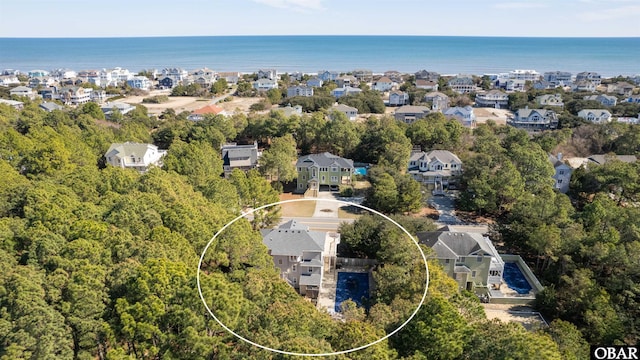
[394,105,431,124]
[352,69,373,83]
[277,104,303,117]
[59,86,91,105]
[127,76,152,91]
[105,142,167,173]
[258,69,277,80]
[221,142,260,177]
[415,79,439,91]
[306,77,323,88]
[287,85,314,97]
[217,72,241,85]
[10,86,36,99]
[371,76,395,92]
[424,91,450,111]
[571,80,597,92]
[578,109,612,124]
[475,90,508,109]
[331,86,361,98]
[508,69,540,81]
[508,108,558,131]
[414,70,440,81]
[188,104,227,121]
[0,99,24,110]
[335,75,358,88]
[576,71,602,86]
[330,104,358,121]
[101,102,136,118]
[261,220,340,299]
[543,71,572,86]
[448,75,477,94]
[388,90,409,106]
[317,70,339,82]
[536,94,564,108]
[39,102,64,112]
[443,106,476,128]
[584,94,617,107]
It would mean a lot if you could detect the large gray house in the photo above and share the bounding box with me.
[261,220,340,299]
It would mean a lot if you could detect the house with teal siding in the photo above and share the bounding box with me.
[296,152,354,192]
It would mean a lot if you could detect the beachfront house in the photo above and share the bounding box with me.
[388,91,409,106]
[578,109,612,124]
[127,76,152,91]
[548,153,572,193]
[576,71,602,86]
[408,150,463,191]
[330,104,358,121]
[415,70,440,81]
[0,75,20,87]
[353,69,373,83]
[105,142,167,173]
[543,71,572,86]
[217,72,241,85]
[448,75,476,94]
[508,108,559,131]
[584,94,617,107]
[261,220,340,299]
[287,85,314,97]
[317,70,339,82]
[158,77,175,89]
[474,90,509,109]
[258,69,277,80]
[509,69,540,81]
[221,142,261,177]
[443,106,476,128]
[394,105,431,124]
[424,91,450,111]
[536,94,565,108]
[417,231,504,293]
[296,152,354,192]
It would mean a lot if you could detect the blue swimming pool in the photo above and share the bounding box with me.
[503,262,532,294]
[354,167,367,176]
[335,272,370,312]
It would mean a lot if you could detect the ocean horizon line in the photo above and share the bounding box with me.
[2,34,640,40]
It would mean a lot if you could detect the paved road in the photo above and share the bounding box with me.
[427,193,461,225]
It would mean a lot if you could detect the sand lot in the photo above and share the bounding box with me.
[474,107,512,126]
[122,89,261,116]
[482,303,548,330]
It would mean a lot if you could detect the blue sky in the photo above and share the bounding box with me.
[1,0,639,37]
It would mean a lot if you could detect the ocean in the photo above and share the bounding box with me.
[0,36,638,77]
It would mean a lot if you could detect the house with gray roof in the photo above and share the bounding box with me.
[508,108,558,131]
[448,75,477,94]
[39,101,64,112]
[388,91,409,106]
[417,231,504,293]
[296,152,354,192]
[0,99,24,110]
[578,109,612,124]
[10,86,36,100]
[536,94,564,108]
[408,150,462,191]
[543,71,572,86]
[584,94,617,107]
[287,85,314,97]
[576,71,602,86]
[443,106,476,128]
[330,103,358,121]
[101,102,136,118]
[394,105,431,124]
[105,142,167,173]
[261,220,340,299]
[253,78,278,91]
[548,153,572,193]
[221,142,261,177]
[475,90,509,109]
[424,91,450,111]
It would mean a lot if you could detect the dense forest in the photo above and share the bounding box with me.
[0,94,638,359]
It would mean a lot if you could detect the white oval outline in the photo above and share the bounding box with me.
[197,198,429,357]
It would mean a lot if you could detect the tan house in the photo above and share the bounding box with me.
[105,142,167,173]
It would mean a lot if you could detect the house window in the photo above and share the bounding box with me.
[453,273,457,280]
[459,257,466,262]
[292,265,297,272]
[559,170,565,175]
[278,259,282,265]
[321,175,325,182]
[472,271,477,277]
[477,256,482,262]
[444,259,450,264]
[302,175,306,180]
[558,179,563,184]
[308,268,313,273]
[298,167,302,171]
[293,278,297,284]
[331,176,338,182]
[331,166,338,172]
[289,255,297,261]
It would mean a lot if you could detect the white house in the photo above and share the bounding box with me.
[578,109,612,123]
[388,91,409,106]
[576,71,602,86]
[509,69,540,81]
[105,142,167,173]
[0,75,20,87]
[0,99,24,110]
[508,108,559,131]
[416,79,439,91]
[536,94,564,108]
[408,150,463,191]
[371,76,395,92]
[331,86,361,98]
[448,75,476,94]
[261,220,340,299]
[217,72,241,85]
[444,106,476,128]
[331,103,358,121]
[101,102,136,118]
[258,69,277,80]
[10,86,36,99]
[253,78,278,91]
[127,76,152,91]
[306,77,323,88]
[572,80,597,92]
[475,90,509,109]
